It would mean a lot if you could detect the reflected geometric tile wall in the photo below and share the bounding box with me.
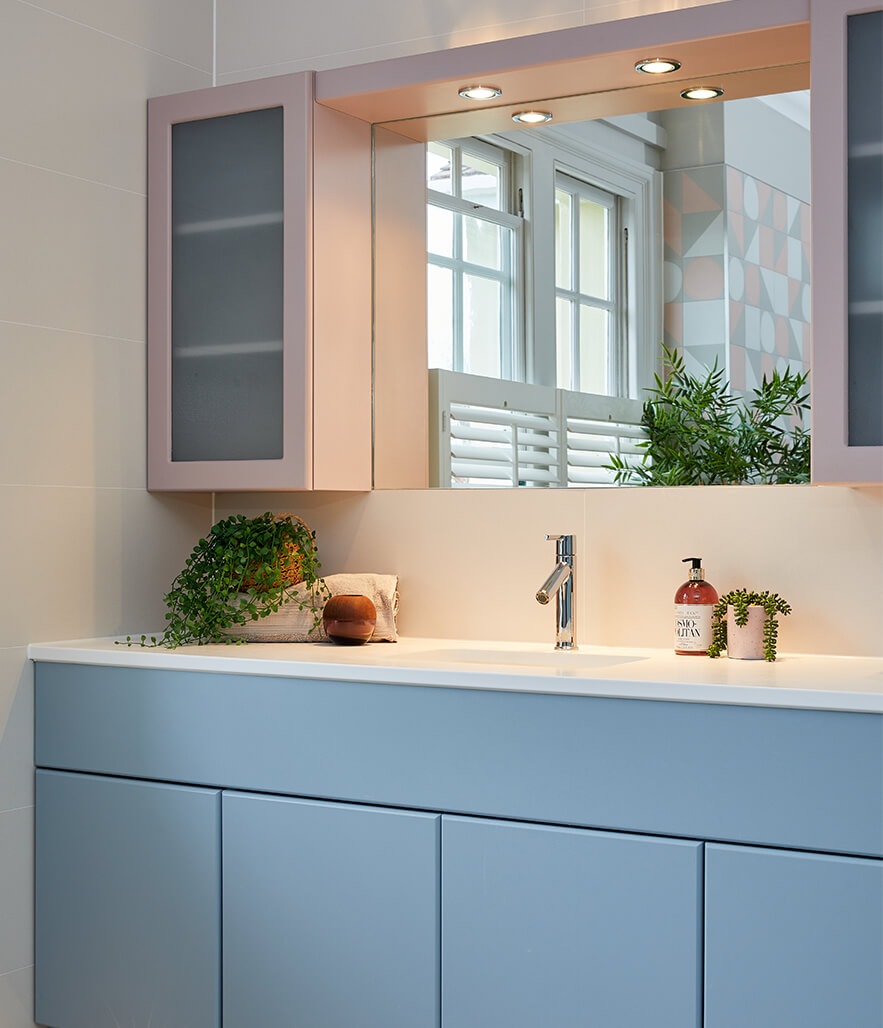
[664,164,811,402]
[726,165,811,397]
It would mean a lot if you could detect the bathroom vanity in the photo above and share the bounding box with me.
[30,640,882,1028]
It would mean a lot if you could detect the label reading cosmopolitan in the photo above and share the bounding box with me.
[674,604,713,653]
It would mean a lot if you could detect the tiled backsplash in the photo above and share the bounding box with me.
[216,485,883,658]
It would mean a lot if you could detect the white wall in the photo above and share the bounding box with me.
[215,0,728,82]
[0,2,214,1024]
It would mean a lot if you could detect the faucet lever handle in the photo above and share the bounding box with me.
[544,533,574,557]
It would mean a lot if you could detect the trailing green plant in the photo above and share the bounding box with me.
[120,513,329,648]
[707,588,792,662]
[606,344,810,486]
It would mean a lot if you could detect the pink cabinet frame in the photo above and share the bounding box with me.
[147,74,371,492]
[810,0,883,484]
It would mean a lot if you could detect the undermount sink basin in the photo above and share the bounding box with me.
[401,647,647,670]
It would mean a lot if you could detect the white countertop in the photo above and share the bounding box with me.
[27,636,883,713]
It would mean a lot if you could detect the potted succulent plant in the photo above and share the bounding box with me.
[707,589,792,662]
[122,512,328,648]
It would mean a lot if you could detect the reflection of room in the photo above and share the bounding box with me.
[425,92,811,486]
[660,92,811,397]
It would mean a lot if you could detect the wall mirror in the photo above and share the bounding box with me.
[361,18,812,488]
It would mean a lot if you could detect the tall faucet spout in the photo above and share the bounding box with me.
[536,534,576,650]
[536,562,571,604]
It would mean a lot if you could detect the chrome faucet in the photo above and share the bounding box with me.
[536,534,576,650]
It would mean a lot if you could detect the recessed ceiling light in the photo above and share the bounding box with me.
[512,110,553,124]
[458,85,502,100]
[635,58,681,74]
[680,86,724,101]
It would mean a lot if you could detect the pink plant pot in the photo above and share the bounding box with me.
[726,606,768,660]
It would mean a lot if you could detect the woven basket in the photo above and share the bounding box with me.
[241,513,311,593]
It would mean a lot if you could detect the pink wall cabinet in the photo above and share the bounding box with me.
[811,1,883,483]
[148,74,372,492]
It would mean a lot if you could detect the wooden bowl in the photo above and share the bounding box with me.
[323,594,377,645]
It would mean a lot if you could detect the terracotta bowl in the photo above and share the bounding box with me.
[323,594,377,645]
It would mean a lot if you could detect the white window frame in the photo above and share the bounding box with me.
[426,138,524,380]
[554,172,628,396]
[515,122,662,400]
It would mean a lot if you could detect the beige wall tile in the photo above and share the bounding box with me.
[0,0,209,193]
[217,485,883,656]
[0,965,33,1028]
[584,484,883,656]
[0,159,145,340]
[0,807,33,975]
[215,489,588,643]
[0,324,145,489]
[214,0,725,78]
[216,0,581,77]
[0,487,211,648]
[0,651,33,813]
[18,0,213,70]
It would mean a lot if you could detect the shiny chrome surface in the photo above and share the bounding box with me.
[537,534,576,650]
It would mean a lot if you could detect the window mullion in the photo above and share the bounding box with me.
[571,190,580,392]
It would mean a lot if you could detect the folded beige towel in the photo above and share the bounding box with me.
[227,573,399,643]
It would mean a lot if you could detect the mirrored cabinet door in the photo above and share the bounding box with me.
[148,75,312,490]
[811,0,883,483]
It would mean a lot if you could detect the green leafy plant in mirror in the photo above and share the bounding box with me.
[120,513,329,648]
[606,344,810,486]
[706,588,792,662]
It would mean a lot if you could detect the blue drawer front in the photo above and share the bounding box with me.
[705,843,883,1027]
[35,769,221,1028]
[442,816,702,1028]
[223,793,440,1027]
[35,662,883,856]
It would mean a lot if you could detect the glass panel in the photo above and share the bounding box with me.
[579,197,609,299]
[427,264,454,371]
[555,189,572,290]
[556,296,573,390]
[578,305,608,395]
[847,10,883,446]
[463,274,501,378]
[427,204,454,259]
[461,152,502,209]
[463,213,501,269]
[427,142,453,194]
[171,107,283,461]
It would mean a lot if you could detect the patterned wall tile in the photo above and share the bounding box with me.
[662,162,811,403]
[684,256,724,300]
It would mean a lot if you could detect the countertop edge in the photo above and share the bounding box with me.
[27,642,883,714]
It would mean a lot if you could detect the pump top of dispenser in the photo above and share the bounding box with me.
[682,557,705,581]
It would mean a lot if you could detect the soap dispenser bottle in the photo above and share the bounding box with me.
[674,557,718,655]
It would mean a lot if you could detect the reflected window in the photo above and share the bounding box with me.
[426,139,522,380]
[554,173,626,395]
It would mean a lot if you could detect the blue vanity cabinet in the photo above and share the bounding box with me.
[441,815,703,1028]
[222,792,441,1028]
[34,769,221,1028]
[705,844,883,1028]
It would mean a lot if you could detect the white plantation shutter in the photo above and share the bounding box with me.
[562,391,647,486]
[430,370,645,487]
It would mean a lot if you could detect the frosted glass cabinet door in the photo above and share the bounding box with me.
[811,0,883,482]
[148,75,313,491]
[35,770,221,1028]
[705,844,883,1027]
[222,792,441,1028]
[442,816,703,1028]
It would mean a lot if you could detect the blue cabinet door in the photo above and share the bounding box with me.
[35,770,221,1028]
[706,843,883,1027]
[222,792,440,1027]
[442,815,703,1028]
